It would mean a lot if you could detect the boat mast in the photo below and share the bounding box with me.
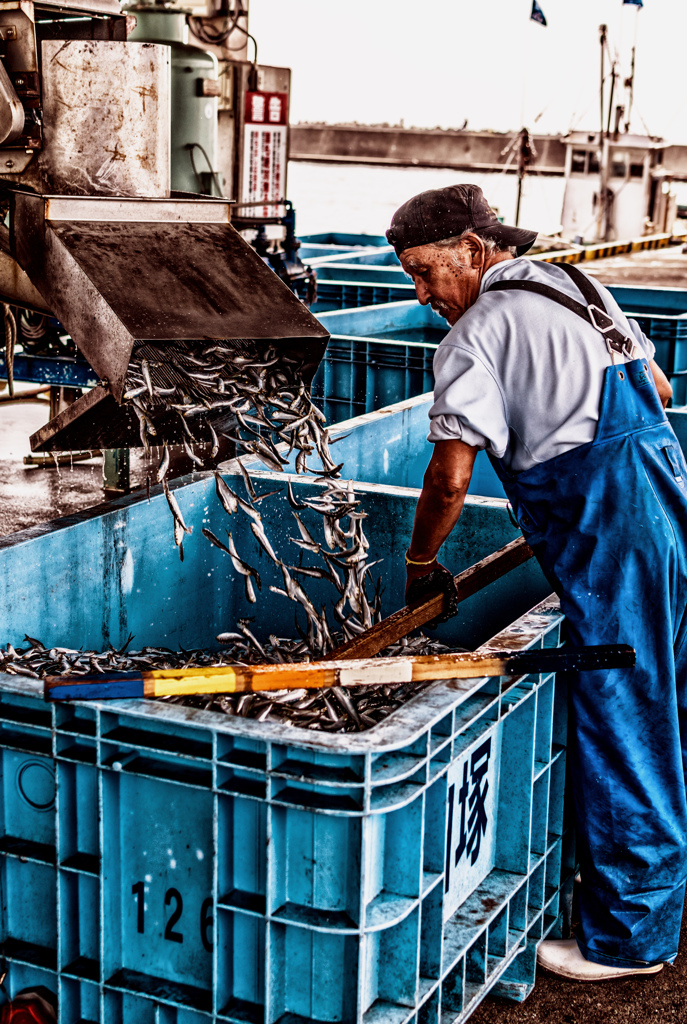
[624,45,636,132]
[597,24,615,241]
[599,24,606,141]
[515,127,534,227]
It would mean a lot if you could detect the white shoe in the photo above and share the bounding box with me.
[537,939,664,981]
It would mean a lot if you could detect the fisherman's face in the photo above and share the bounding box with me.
[400,237,486,326]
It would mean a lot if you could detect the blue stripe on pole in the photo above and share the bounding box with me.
[530,1,547,25]
[623,0,643,6]
[46,672,144,700]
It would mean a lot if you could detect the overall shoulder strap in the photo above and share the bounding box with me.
[555,261,608,307]
[486,265,636,359]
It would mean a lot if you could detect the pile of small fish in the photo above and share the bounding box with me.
[0,339,454,732]
[0,632,450,732]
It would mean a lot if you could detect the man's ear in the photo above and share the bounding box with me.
[462,233,486,268]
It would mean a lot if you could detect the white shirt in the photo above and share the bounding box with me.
[428,257,656,472]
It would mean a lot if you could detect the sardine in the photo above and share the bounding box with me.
[174,518,185,561]
[163,479,192,535]
[156,446,170,484]
[214,472,238,515]
[208,421,220,460]
[287,480,307,510]
[225,532,261,590]
[141,358,154,397]
[251,443,284,474]
[202,527,231,555]
[182,436,205,468]
[250,521,280,564]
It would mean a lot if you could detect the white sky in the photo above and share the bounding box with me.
[248,0,686,141]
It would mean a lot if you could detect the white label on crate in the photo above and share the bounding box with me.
[337,660,413,686]
[443,724,502,921]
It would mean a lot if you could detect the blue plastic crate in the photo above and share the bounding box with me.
[0,597,570,1024]
[312,302,445,426]
[315,265,409,287]
[0,473,551,653]
[624,314,687,405]
[300,234,390,247]
[313,279,415,313]
[310,303,504,499]
[298,396,504,501]
[311,303,442,433]
[316,302,446,351]
[310,272,687,320]
[312,336,434,424]
[311,258,413,314]
[607,284,687,316]
[311,283,687,414]
[299,243,383,263]
[311,274,687,318]
[0,470,568,1022]
[309,247,401,269]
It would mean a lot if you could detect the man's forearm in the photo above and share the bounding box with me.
[406,440,478,562]
[407,486,468,560]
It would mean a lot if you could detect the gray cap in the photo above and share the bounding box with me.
[386,184,537,257]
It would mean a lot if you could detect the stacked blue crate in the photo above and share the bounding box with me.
[310,281,687,408]
[312,302,444,424]
[312,265,413,314]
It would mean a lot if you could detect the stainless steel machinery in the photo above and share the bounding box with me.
[0,0,327,453]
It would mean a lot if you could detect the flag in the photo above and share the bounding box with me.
[530,1,547,25]
[623,0,643,5]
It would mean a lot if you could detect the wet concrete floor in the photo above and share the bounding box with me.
[0,389,101,536]
[0,385,155,537]
[0,386,231,537]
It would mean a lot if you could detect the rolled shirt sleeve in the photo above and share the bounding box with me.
[627,317,656,361]
[428,341,510,457]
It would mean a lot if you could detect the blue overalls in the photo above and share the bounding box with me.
[487,268,687,967]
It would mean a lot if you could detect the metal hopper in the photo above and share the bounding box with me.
[9,192,329,451]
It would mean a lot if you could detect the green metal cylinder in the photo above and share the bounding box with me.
[126,7,221,196]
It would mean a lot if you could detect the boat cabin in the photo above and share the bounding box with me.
[561,131,676,243]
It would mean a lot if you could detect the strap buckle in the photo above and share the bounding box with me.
[587,304,636,359]
[587,304,616,334]
[614,336,637,359]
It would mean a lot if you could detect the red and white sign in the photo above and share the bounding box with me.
[241,91,288,218]
[245,91,288,126]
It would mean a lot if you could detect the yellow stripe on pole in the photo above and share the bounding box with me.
[147,668,239,696]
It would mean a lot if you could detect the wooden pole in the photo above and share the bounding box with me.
[324,536,534,662]
[45,644,635,701]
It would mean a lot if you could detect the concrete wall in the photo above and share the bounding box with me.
[290,124,567,174]
[290,125,687,180]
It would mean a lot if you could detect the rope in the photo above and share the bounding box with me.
[2,303,16,398]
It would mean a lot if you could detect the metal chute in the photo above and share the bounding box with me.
[8,192,328,451]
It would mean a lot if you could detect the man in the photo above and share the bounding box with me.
[387,183,687,981]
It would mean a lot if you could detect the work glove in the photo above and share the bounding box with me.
[405,562,459,629]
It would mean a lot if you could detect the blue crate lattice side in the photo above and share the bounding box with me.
[0,598,572,1024]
